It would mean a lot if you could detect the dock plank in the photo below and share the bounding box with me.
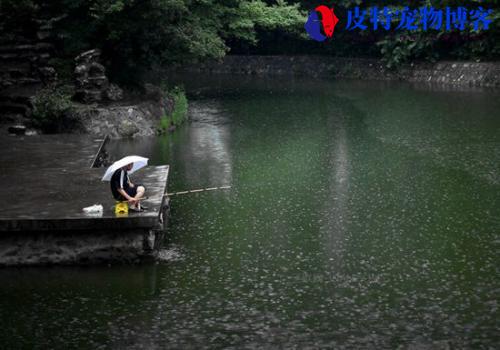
[1,134,104,170]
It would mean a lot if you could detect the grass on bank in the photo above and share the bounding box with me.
[159,87,188,132]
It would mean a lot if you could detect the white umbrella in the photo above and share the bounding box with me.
[101,155,149,181]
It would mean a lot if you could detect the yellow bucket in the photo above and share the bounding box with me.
[115,201,129,215]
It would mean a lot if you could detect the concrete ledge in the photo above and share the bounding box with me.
[0,216,161,232]
[0,229,150,266]
[0,135,170,265]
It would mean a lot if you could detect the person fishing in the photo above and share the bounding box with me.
[110,163,147,212]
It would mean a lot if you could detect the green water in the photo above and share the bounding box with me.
[1,76,499,349]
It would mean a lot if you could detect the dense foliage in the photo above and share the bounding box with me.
[259,0,500,67]
[367,0,500,67]
[1,0,498,80]
[31,85,74,132]
[1,0,303,83]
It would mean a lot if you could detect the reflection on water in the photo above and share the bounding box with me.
[178,100,233,189]
[1,76,499,349]
[323,125,350,269]
[106,100,233,191]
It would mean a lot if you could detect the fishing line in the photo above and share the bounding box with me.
[165,185,232,196]
[164,179,303,197]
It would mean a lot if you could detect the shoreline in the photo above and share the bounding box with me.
[179,55,500,88]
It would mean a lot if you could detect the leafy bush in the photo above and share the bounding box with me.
[160,87,188,133]
[377,32,439,69]
[31,86,74,133]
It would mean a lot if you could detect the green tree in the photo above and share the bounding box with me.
[50,0,306,83]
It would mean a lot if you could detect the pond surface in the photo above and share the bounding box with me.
[1,76,499,349]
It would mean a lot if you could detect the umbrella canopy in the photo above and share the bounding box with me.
[101,155,148,181]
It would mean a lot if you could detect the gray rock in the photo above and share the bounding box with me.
[105,83,124,101]
[73,49,115,103]
[25,129,38,136]
[74,64,87,75]
[8,124,27,135]
[75,49,101,64]
[38,66,57,83]
[73,99,166,138]
[89,62,106,75]
[118,119,139,138]
[73,49,123,103]
[74,89,102,103]
[87,76,108,88]
[36,30,51,41]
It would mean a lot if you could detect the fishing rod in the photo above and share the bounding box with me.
[161,179,296,197]
[165,185,231,196]
[130,185,232,200]
[142,179,301,199]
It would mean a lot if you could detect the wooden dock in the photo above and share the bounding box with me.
[0,134,170,265]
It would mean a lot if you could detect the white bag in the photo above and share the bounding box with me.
[83,204,103,214]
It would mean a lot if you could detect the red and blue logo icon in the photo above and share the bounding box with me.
[304,5,340,42]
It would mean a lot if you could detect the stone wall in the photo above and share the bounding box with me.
[0,16,59,128]
[71,83,174,138]
[0,16,59,90]
[183,55,500,88]
[74,100,169,138]
[0,229,145,265]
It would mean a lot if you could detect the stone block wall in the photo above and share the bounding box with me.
[184,55,500,88]
[0,15,59,128]
[0,229,145,266]
[0,225,169,266]
[0,18,58,90]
